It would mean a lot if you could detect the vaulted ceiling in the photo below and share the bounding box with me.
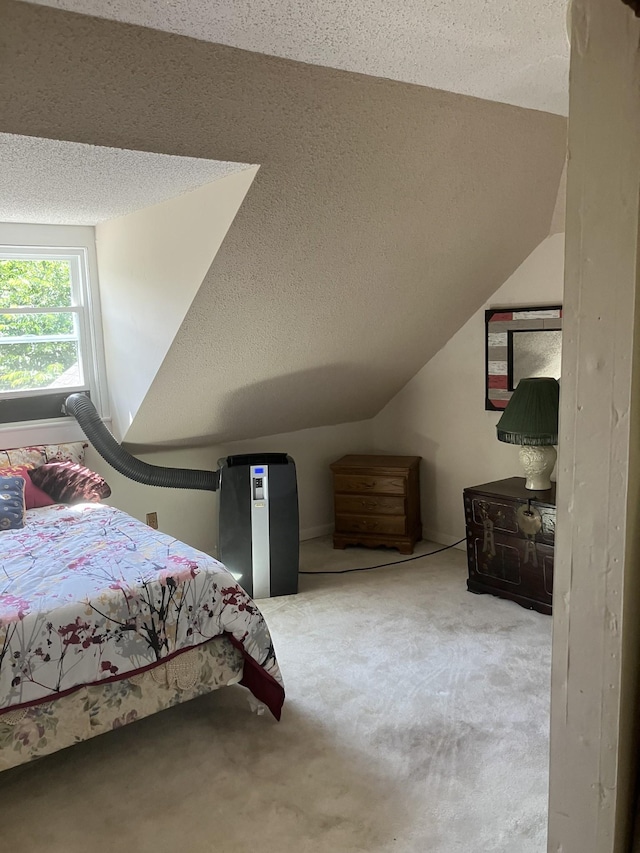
[1,1,567,446]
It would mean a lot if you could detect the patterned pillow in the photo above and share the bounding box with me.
[0,442,87,471]
[0,465,55,509]
[29,461,111,504]
[0,477,26,530]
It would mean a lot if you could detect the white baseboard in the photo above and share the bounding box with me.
[300,525,465,547]
[213,525,462,549]
[422,528,467,552]
[300,523,333,541]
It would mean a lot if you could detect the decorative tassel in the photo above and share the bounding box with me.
[496,430,558,446]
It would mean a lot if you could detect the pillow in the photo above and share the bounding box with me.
[0,476,26,530]
[0,465,56,509]
[29,461,111,504]
[0,442,87,471]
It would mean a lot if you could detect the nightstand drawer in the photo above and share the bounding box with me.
[333,474,407,496]
[334,494,405,516]
[336,514,407,535]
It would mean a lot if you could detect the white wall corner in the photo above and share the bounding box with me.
[371,233,565,547]
[96,166,258,441]
[300,523,334,541]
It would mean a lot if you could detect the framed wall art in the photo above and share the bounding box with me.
[485,306,562,411]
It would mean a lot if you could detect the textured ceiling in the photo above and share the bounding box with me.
[0,133,250,224]
[22,0,570,115]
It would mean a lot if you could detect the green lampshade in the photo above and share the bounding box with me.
[496,377,559,446]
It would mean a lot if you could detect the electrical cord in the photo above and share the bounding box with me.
[299,538,466,575]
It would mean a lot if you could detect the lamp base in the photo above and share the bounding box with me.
[519,445,557,490]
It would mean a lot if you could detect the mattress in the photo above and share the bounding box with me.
[0,503,284,720]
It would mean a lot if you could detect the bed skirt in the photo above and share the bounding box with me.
[0,636,243,772]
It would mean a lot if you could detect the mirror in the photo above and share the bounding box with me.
[511,329,562,388]
[485,306,562,411]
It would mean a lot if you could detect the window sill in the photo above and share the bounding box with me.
[0,417,111,450]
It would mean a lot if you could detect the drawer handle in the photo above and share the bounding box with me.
[361,500,379,509]
[356,520,378,530]
[353,479,402,490]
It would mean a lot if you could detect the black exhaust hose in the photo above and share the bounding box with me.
[64,394,219,491]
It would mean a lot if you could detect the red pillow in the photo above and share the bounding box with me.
[29,461,111,504]
[0,465,56,509]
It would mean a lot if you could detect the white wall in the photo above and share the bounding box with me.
[371,233,565,546]
[86,443,220,554]
[87,233,564,555]
[86,417,372,555]
[221,418,374,541]
[96,166,258,441]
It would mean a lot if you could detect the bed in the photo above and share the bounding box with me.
[0,443,285,771]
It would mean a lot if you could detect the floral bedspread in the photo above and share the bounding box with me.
[0,504,284,719]
[0,637,244,772]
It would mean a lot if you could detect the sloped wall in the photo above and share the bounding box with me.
[86,234,564,552]
[96,167,258,440]
[0,0,567,448]
[371,233,566,545]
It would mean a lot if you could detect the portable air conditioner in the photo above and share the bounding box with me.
[217,453,299,599]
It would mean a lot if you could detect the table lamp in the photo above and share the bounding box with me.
[496,377,560,490]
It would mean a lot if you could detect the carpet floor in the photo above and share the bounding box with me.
[0,539,551,853]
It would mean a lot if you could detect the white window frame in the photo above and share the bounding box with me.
[0,223,109,447]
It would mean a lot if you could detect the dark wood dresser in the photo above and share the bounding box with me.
[463,477,556,614]
[330,455,422,554]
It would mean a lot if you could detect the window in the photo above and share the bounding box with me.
[0,236,107,429]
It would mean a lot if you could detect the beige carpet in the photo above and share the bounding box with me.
[0,539,551,853]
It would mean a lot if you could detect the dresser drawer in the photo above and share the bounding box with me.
[465,495,555,546]
[334,494,405,516]
[333,474,406,496]
[467,526,553,605]
[467,496,518,534]
[335,514,407,535]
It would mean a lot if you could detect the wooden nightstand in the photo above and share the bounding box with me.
[463,477,556,614]
[330,455,422,554]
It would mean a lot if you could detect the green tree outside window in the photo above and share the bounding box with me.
[0,259,79,392]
